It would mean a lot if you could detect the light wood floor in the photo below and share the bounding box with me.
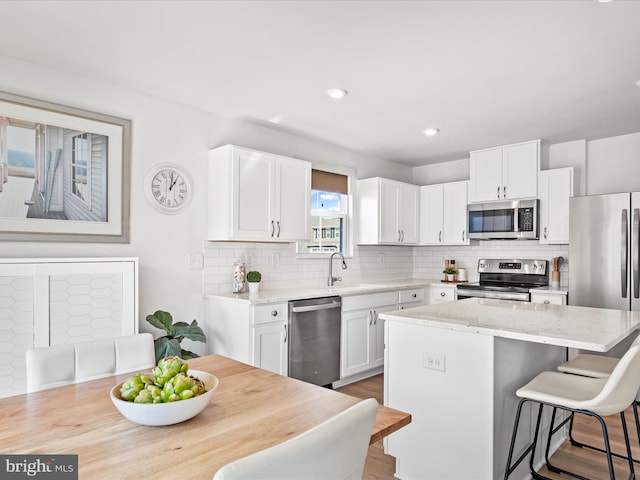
[337,374,640,480]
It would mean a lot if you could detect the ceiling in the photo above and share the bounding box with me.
[1,0,639,167]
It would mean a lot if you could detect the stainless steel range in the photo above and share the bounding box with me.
[456,259,549,302]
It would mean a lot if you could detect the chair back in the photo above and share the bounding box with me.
[212,398,379,480]
[26,333,156,392]
[590,344,640,416]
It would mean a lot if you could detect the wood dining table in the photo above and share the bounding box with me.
[0,354,411,479]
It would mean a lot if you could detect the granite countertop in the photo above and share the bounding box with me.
[206,278,445,304]
[379,297,640,352]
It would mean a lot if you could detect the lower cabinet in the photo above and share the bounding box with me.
[530,292,567,305]
[206,299,288,376]
[341,291,398,379]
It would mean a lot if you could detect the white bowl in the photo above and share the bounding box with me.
[110,369,219,426]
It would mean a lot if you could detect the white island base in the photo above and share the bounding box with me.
[382,298,640,480]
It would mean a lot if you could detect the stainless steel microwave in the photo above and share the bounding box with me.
[467,199,539,240]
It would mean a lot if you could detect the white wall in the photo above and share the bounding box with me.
[413,158,469,186]
[586,132,640,195]
[0,54,413,352]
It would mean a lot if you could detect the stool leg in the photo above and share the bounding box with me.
[505,400,551,480]
[620,411,635,477]
[634,401,640,450]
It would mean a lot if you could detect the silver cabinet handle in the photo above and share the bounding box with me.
[497,186,500,199]
[368,310,373,325]
[397,230,401,242]
[401,230,404,242]
[544,300,550,305]
[440,292,446,297]
[544,227,547,239]
[622,209,629,298]
[439,230,442,243]
[283,324,288,342]
[462,230,465,242]
[503,186,506,198]
[373,310,377,325]
[277,221,281,238]
[271,310,278,316]
[271,220,275,237]
[412,293,417,298]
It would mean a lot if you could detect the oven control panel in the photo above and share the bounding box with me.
[478,259,547,275]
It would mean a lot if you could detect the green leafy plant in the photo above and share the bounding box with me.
[246,270,262,283]
[146,310,206,362]
[442,267,459,275]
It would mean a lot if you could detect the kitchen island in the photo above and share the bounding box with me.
[380,298,640,480]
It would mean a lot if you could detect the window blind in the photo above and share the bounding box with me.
[311,169,348,195]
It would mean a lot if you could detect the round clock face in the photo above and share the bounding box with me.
[145,165,192,213]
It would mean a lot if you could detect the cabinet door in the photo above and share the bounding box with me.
[371,304,398,367]
[232,148,275,240]
[253,321,288,375]
[379,180,400,243]
[539,168,573,244]
[341,309,374,377]
[274,156,311,241]
[469,148,503,202]
[419,184,444,245]
[443,181,469,245]
[400,184,418,244]
[502,142,538,200]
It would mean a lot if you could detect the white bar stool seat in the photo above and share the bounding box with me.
[504,344,640,480]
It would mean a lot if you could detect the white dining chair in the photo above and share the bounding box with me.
[212,397,379,480]
[26,333,156,392]
[504,343,640,480]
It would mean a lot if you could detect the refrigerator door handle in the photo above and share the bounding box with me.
[634,208,640,299]
[622,209,629,298]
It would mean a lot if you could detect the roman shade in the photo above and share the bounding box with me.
[312,169,348,195]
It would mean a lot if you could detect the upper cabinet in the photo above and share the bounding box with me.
[208,145,311,242]
[469,140,540,203]
[538,167,574,244]
[420,181,469,245]
[357,177,418,245]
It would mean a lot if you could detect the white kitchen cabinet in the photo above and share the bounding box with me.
[531,292,567,305]
[469,140,540,203]
[208,145,311,242]
[538,167,574,244]
[206,299,288,376]
[398,288,427,310]
[0,257,138,398]
[357,177,418,245]
[429,284,457,304]
[340,291,398,378]
[419,181,469,245]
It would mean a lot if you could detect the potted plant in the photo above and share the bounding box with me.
[442,266,459,282]
[246,270,262,293]
[146,310,206,363]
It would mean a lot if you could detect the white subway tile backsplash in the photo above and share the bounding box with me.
[202,240,569,294]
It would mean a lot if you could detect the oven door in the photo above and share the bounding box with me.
[456,288,530,302]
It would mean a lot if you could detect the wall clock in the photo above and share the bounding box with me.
[144,164,192,214]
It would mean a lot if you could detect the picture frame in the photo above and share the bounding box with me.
[0,91,131,243]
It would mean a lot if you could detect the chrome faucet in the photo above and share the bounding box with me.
[328,252,347,286]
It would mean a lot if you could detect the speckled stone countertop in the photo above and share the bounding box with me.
[380,297,640,352]
[206,278,446,304]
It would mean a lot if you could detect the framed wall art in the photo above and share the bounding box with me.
[0,91,131,242]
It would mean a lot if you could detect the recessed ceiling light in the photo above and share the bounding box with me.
[422,128,440,136]
[636,80,640,88]
[597,0,613,3]
[327,88,348,99]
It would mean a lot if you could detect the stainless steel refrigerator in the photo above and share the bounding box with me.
[570,192,640,315]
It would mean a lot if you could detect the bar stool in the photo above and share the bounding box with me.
[557,333,640,460]
[504,344,640,480]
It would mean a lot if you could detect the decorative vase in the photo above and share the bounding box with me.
[248,282,260,293]
[446,274,456,282]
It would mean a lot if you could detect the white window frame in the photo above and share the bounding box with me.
[70,132,92,207]
[296,164,355,259]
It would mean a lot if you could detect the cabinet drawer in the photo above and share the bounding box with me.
[530,293,566,306]
[429,286,456,303]
[252,303,287,324]
[399,288,425,304]
[342,291,399,312]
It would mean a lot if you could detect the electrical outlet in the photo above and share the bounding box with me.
[423,352,446,372]
[189,253,204,270]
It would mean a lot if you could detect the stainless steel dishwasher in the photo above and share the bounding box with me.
[288,296,342,387]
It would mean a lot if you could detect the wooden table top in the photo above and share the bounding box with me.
[0,355,410,479]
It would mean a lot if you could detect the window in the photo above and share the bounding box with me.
[71,132,91,203]
[297,169,352,256]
